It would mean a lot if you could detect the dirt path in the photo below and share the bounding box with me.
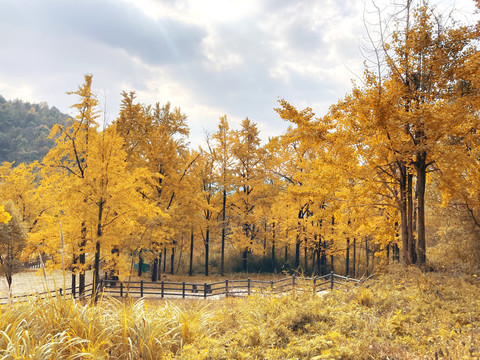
[0,269,93,298]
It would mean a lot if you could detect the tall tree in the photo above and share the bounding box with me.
[341,0,480,265]
[197,145,217,276]
[230,118,266,272]
[212,115,234,276]
[115,91,193,270]
[33,76,162,294]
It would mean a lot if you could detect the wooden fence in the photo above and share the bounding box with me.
[0,272,371,304]
[98,272,368,300]
[0,282,94,305]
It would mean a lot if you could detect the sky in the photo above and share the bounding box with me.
[0,0,477,147]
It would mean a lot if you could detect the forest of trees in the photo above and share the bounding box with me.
[0,96,68,164]
[1,0,480,294]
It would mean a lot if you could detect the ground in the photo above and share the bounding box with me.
[0,269,93,300]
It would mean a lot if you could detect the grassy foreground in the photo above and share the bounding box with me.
[0,266,479,359]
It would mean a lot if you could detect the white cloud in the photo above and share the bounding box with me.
[200,32,244,72]
[0,81,39,104]
[121,0,260,24]
[1,0,478,150]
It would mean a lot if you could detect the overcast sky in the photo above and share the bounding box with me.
[0,0,477,147]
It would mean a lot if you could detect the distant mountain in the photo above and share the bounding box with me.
[0,95,68,164]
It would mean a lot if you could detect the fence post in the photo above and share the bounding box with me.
[292,275,296,289]
[140,281,144,297]
[204,283,207,299]
[313,276,317,293]
[120,282,123,298]
[182,282,185,299]
[270,280,274,292]
[330,271,334,290]
[161,281,164,299]
[59,288,63,297]
[248,279,251,296]
[225,279,229,297]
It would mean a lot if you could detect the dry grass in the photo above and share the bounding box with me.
[0,265,478,359]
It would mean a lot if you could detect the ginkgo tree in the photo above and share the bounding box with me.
[114,91,196,277]
[230,118,267,272]
[334,0,480,266]
[30,75,163,294]
[211,115,235,276]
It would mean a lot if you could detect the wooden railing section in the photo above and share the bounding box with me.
[0,272,372,304]
[0,282,94,304]
[98,272,369,300]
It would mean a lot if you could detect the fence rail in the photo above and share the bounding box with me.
[98,272,369,300]
[0,272,371,305]
[0,282,94,305]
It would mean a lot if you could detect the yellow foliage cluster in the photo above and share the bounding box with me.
[0,205,10,224]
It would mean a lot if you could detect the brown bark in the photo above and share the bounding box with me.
[189,226,194,276]
[205,225,209,276]
[415,152,427,265]
[407,172,416,264]
[398,162,410,264]
[79,224,86,295]
[93,199,104,293]
[220,189,226,276]
[346,238,350,277]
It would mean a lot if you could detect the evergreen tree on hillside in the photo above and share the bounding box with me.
[0,96,68,164]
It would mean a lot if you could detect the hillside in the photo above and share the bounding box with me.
[0,95,68,164]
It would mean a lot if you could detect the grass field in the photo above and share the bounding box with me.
[0,264,478,359]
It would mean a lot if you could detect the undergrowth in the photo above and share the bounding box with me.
[0,265,478,359]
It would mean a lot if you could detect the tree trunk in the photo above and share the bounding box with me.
[304,239,308,274]
[352,238,356,278]
[138,253,143,276]
[205,225,210,276]
[221,189,226,276]
[263,229,266,272]
[6,274,12,300]
[157,254,162,280]
[320,241,327,275]
[242,248,248,273]
[189,227,194,276]
[365,238,369,276]
[79,225,86,295]
[295,237,300,269]
[71,273,76,298]
[93,200,104,294]
[316,247,321,276]
[407,172,416,264]
[163,247,167,272]
[271,223,276,272]
[346,238,350,277]
[398,163,410,264]
[71,255,77,298]
[151,258,158,282]
[170,247,175,275]
[93,241,100,293]
[416,152,427,265]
